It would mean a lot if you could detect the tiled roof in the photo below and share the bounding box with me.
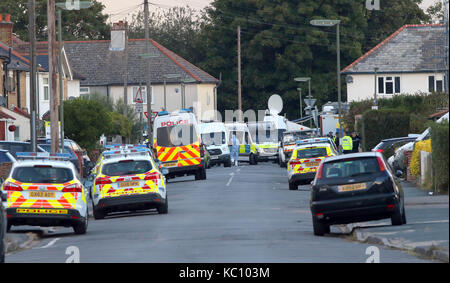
[0,109,16,120]
[0,41,30,71]
[342,24,447,74]
[63,39,219,86]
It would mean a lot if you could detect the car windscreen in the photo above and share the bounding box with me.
[322,157,382,179]
[296,147,328,159]
[202,132,226,146]
[12,166,74,184]
[102,160,152,177]
[157,124,197,147]
[40,145,76,157]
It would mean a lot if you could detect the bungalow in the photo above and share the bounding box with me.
[64,21,220,121]
[342,24,448,102]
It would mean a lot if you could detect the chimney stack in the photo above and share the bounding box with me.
[0,13,13,47]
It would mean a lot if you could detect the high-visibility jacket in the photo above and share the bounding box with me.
[342,136,353,151]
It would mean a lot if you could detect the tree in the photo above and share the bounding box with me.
[64,97,112,151]
[426,1,445,24]
[195,0,429,120]
[0,0,110,41]
[128,6,204,63]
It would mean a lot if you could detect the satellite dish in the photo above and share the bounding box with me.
[268,94,283,115]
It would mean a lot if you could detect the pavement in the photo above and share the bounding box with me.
[339,181,449,262]
[4,163,444,263]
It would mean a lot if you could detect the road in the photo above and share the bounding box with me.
[6,163,431,263]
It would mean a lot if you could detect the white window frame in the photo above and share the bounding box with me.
[43,77,50,101]
[80,87,90,97]
[378,76,401,95]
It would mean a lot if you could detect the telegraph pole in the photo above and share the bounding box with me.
[58,9,64,152]
[123,22,129,119]
[28,0,37,152]
[237,26,242,122]
[445,0,449,94]
[144,0,153,142]
[48,0,59,153]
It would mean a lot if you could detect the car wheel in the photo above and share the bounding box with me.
[93,206,105,220]
[201,167,207,180]
[402,205,407,225]
[391,203,404,226]
[6,223,12,232]
[249,154,257,165]
[73,214,88,235]
[157,196,168,214]
[224,159,232,168]
[312,217,330,236]
[289,182,298,191]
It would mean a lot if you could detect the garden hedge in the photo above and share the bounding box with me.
[431,121,449,192]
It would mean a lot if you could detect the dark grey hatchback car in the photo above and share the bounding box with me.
[310,152,406,236]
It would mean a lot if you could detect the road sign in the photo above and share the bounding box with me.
[134,87,144,103]
[304,98,316,108]
[136,104,143,113]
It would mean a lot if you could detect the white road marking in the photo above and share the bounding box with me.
[226,173,235,187]
[34,238,60,249]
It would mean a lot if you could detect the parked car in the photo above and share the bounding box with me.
[310,152,406,236]
[372,137,418,160]
[0,189,6,263]
[39,144,81,173]
[0,142,45,158]
[0,150,16,164]
[389,113,449,172]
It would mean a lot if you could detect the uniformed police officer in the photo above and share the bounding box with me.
[342,132,353,154]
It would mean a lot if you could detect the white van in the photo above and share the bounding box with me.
[199,122,232,167]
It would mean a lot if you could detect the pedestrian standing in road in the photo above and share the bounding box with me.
[342,132,353,154]
[232,133,240,166]
[333,131,340,149]
[351,132,361,153]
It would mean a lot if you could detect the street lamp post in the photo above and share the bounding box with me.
[294,77,312,126]
[310,19,343,149]
[297,88,302,119]
[374,67,379,110]
[55,1,93,152]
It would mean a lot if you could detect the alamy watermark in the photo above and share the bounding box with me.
[366,0,381,10]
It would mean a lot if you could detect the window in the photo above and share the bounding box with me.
[43,78,49,100]
[80,87,90,98]
[429,76,435,92]
[385,77,394,94]
[436,80,443,92]
[378,76,401,95]
[14,126,20,141]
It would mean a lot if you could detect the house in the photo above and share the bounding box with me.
[63,22,219,121]
[0,14,30,111]
[0,106,30,141]
[342,24,448,102]
[1,13,82,119]
[13,41,85,119]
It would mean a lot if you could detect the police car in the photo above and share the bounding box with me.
[287,138,338,190]
[1,152,89,234]
[91,147,167,219]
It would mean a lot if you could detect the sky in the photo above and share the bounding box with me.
[100,0,441,22]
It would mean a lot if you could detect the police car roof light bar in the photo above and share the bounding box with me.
[16,152,72,161]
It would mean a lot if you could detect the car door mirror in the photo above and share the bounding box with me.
[395,170,403,178]
[161,168,169,176]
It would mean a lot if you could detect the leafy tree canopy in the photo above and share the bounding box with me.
[0,0,110,41]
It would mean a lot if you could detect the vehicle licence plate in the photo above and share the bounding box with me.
[17,209,67,214]
[211,156,219,160]
[163,162,177,167]
[29,191,56,198]
[306,162,320,167]
[119,181,140,188]
[338,183,367,192]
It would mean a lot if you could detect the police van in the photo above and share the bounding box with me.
[248,121,280,162]
[153,110,206,180]
[199,122,232,167]
[1,152,89,234]
[225,123,259,165]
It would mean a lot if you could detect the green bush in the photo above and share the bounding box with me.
[64,97,112,151]
[431,121,449,192]
[358,109,410,151]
